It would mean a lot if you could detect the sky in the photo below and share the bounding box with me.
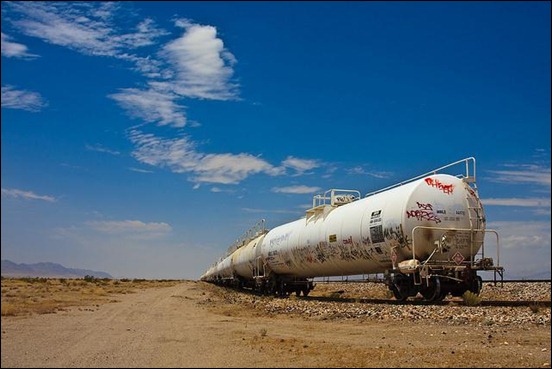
[1,1,550,280]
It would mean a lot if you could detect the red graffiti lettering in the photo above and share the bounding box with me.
[424,177,454,195]
[416,201,433,210]
[406,210,442,224]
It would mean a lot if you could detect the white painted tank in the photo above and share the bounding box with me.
[213,254,234,279]
[232,234,266,279]
[259,174,484,278]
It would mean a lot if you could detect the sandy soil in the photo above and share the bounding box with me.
[1,280,550,368]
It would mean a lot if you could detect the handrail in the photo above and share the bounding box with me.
[311,189,361,208]
[410,226,500,269]
[226,219,267,255]
[365,157,476,197]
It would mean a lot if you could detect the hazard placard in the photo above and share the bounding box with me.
[452,251,464,265]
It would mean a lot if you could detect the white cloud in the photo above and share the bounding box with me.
[488,164,551,187]
[85,144,120,156]
[272,185,322,194]
[109,88,187,128]
[5,3,322,188]
[482,197,551,207]
[485,221,550,277]
[128,167,154,173]
[1,85,47,112]
[193,153,281,184]
[162,20,239,100]
[241,207,301,215]
[484,221,550,279]
[346,166,392,178]
[128,129,284,185]
[6,2,167,58]
[1,188,56,202]
[109,19,241,126]
[86,220,172,235]
[1,32,38,59]
[281,156,320,175]
[128,130,201,170]
[210,187,236,194]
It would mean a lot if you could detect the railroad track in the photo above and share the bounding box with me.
[302,295,551,307]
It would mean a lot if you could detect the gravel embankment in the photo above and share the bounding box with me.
[214,282,551,327]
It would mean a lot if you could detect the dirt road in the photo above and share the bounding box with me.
[1,281,550,368]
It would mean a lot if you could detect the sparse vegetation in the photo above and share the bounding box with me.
[462,290,482,306]
[1,277,182,317]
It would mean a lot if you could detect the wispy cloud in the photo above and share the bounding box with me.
[109,87,187,128]
[128,167,154,173]
[482,197,551,207]
[210,187,230,193]
[128,129,284,185]
[487,164,551,187]
[5,3,320,187]
[1,32,38,59]
[271,185,322,194]
[346,166,392,178]
[110,19,240,126]
[195,153,282,184]
[485,220,551,278]
[1,188,56,202]
[1,85,47,112]
[487,221,550,251]
[242,207,301,215]
[85,144,120,155]
[281,156,320,175]
[86,219,172,236]
[6,2,167,59]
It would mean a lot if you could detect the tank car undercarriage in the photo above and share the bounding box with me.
[212,274,315,297]
[385,261,501,302]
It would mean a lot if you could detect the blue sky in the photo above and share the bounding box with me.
[1,1,550,280]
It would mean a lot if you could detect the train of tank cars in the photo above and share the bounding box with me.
[200,158,504,302]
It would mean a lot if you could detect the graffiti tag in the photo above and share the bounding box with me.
[406,201,441,224]
[424,177,454,195]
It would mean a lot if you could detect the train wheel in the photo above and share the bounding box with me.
[469,276,483,295]
[434,290,448,301]
[302,288,310,297]
[278,281,286,297]
[391,274,409,301]
[420,277,441,301]
[391,285,407,301]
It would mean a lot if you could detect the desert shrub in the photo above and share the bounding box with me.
[21,277,47,284]
[83,275,96,283]
[462,290,481,306]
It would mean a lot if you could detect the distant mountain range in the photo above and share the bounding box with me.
[1,260,112,279]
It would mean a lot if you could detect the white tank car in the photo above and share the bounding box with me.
[201,158,503,301]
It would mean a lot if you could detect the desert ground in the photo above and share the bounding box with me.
[1,278,550,368]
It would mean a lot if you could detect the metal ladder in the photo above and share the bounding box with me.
[466,182,485,265]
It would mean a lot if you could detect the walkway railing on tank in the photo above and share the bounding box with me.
[407,226,502,281]
[226,218,267,255]
[306,189,361,218]
[365,157,477,197]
